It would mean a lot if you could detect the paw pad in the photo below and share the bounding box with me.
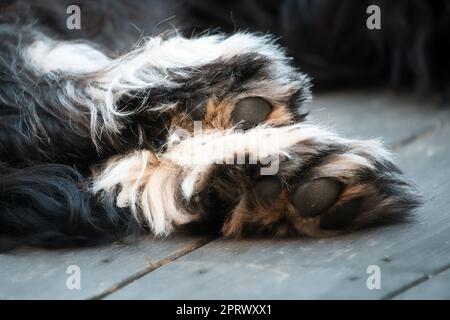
[289,178,342,218]
[232,97,271,130]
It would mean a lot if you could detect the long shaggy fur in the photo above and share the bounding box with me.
[0,0,423,250]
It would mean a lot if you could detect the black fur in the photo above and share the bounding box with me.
[0,163,140,251]
[0,0,433,250]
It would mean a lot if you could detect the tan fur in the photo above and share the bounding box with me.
[266,104,294,125]
[203,98,235,130]
[169,97,294,135]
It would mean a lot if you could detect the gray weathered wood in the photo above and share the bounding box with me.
[0,235,209,299]
[394,267,450,299]
[309,90,448,146]
[107,94,450,299]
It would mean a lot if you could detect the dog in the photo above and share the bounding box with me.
[0,0,423,250]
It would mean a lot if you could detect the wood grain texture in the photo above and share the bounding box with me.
[0,235,210,299]
[394,267,450,299]
[309,90,449,147]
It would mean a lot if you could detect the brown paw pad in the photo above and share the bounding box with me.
[254,176,282,206]
[232,97,271,130]
[319,198,363,230]
[289,178,342,218]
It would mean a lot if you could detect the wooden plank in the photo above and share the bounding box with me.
[394,267,450,299]
[309,90,448,146]
[0,234,209,299]
[107,95,450,299]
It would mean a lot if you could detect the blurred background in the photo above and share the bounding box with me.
[2,0,450,98]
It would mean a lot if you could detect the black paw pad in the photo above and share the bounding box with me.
[290,178,342,218]
[254,176,282,206]
[320,198,363,230]
[232,97,271,130]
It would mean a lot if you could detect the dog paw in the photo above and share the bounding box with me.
[253,175,364,228]
[216,133,422,237]
[164,104,420,238]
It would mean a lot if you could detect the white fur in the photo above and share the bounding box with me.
[92,123,392,235]
[92,151,194,235]
[26,38,110,74]
[165,124,390,199]
[165,124,340,167]
[25,32,307,147]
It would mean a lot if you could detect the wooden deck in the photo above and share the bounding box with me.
[1,90,449,299]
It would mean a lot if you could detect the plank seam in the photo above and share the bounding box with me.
[382,263,450,300]
[89,236,216,300]
[390,115,450,150]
